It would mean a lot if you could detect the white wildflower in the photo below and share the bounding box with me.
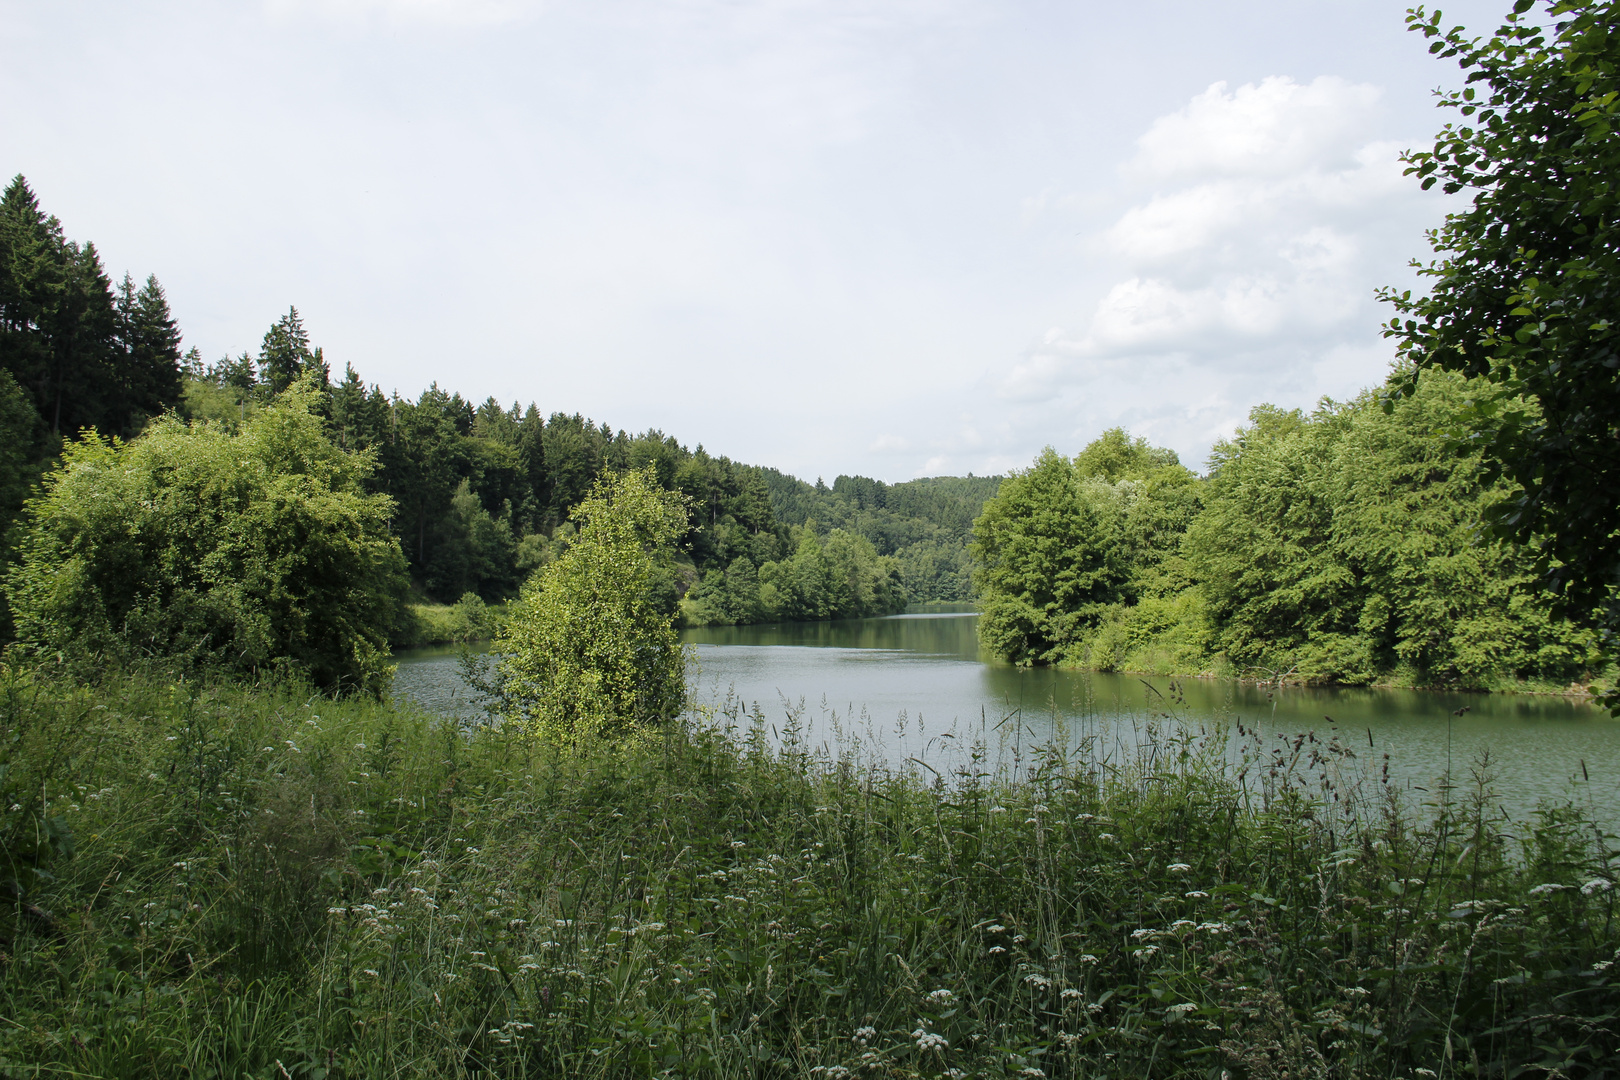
[1133,945,1160,960]
[1077,953,1099,964]
[1061,988,1084,1000]
[925,988,956,1005]
[1167,863,1191,873]
[988,946,1007,955]
[1166,1002,1197,1015]
[1581,878,1613,895]
[1024,973,1052,990]
[988,806,1007,814]
[1530,883,1568,895]
[912,1028,948,1051]
[853,1025,876,1044]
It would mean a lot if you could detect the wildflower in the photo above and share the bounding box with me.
[1130,928,1160,940]
[925,988,956,1005]
[1185,890,1209,898]
[1197,921,1231,933]
[1076,813,1095,822]
[327,906,348,916]
[1415,1071,1438,1079]
[1529,883,1568,895]
[465,846,480,854]
[165,735,177,741]
[1581,878,1614,895]
[986,924,1006,933]
[1032,804,1048,813]
[1077,954,1099,964]
[730,840,747,848]
[362,969,379,977]
[1018,1069,1046,1078]
[1167,863,1191,873]
[912,1027,948,1051]
[1165,1002,1197,1016]
[1132,945,1159,960]
[1170,919,1195,931]
[853,1025,877,1044]
[1024,973,1052,990]
[988,946,1007,955]
[1099,833,1116,842]
[1594,960,1614,973]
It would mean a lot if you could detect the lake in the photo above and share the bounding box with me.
[393,606,1619,823]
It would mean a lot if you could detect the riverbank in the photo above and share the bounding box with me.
[1058,651,1613,703]
[6,670,1615,1077]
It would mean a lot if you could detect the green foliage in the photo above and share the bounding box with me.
[971,440,1196,666]
[6,379,408,693]
[1383,0,1620,630]
[393,594,507,648]
[975,384,1604,691]
[3,671,1617,1078]
[1188,373,1600,687]
[494,468,690,741]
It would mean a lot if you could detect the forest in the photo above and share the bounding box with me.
[0,173,999,665]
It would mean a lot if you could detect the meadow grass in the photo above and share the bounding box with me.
[0,669,1616,1079]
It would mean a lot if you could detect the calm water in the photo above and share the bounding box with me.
[393,607,1619,823]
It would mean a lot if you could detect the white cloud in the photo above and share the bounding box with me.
[993,75,1451,467]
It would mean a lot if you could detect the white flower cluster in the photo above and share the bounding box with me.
[912,1027,948,1051]
[925,988,956,1006]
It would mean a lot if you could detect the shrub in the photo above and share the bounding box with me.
[6,378,407,694]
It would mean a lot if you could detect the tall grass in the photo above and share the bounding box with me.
[1,669,1616,1078]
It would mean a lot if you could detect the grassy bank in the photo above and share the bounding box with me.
[392,595,510,649]
[2,672,1617,1078]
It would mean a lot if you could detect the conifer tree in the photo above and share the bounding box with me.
[258,306,314,394]
[113,273,184,436]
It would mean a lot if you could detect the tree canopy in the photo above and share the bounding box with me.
[972,390,1603,691]
[1383,0,1620,630]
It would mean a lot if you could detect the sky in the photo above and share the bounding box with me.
[1,0,1513,482]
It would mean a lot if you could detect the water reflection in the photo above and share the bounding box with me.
[394,607,1618,823]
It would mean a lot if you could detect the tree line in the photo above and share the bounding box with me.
[0,172,1004,687]
[973,369,1608,691]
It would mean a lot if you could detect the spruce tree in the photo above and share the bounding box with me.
[113,273,184,436]
[258,306,314,394]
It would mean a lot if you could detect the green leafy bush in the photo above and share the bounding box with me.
[6,379,408,694]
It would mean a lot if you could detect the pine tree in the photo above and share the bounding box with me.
[258,307,313,394]
[113,273,184,436]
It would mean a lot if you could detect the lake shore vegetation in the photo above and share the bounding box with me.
[3,671,1617,1079]
[973,371,1613,695]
